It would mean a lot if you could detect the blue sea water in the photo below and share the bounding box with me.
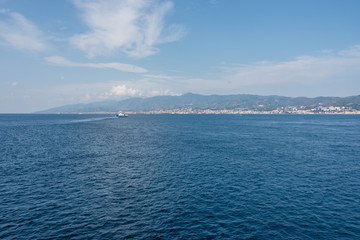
[1,114,360,239]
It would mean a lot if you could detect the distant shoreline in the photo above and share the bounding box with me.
[26,111,360,115]
[38,93,360,115]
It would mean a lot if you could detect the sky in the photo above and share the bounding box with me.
[1,0,360,113]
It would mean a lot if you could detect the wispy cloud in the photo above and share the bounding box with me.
[70,0,185,58]
[150,45,360,97]
[224,45,360,87]
[0,11,48,51]
[339,45,360,57]
[45,56,147,73]
[143,73,179,80]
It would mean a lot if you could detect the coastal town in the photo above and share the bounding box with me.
[134,105,360,115]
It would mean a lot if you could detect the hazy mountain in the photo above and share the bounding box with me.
[38,93,360,113]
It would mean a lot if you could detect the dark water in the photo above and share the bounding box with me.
[1,114,360,239]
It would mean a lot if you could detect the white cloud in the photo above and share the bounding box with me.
[107,85,141,97]
[45,56,147,73]
[0,11,48,51]
[70,0,185,58]
[105,84,180,99]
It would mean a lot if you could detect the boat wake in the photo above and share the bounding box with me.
[68,117,114,124]
[0,116,115,127]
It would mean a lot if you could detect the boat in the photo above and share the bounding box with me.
[116,111,128,118]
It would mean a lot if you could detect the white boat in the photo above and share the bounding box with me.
[116,111,128,118]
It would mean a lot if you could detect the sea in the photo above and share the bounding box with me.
[1,114,360,239]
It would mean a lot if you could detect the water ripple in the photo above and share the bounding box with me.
[1,114,360,239]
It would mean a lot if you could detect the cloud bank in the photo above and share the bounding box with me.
[45,56,147,73]
[0,11,48,51]
[70,0,185,58]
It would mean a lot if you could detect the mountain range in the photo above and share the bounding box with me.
[39,93,360,113]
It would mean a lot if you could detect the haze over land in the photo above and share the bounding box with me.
[1,0,360,113]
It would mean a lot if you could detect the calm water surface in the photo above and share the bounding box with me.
[1,114,360,239]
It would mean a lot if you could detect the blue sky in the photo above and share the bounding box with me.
[1,0,360,112]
